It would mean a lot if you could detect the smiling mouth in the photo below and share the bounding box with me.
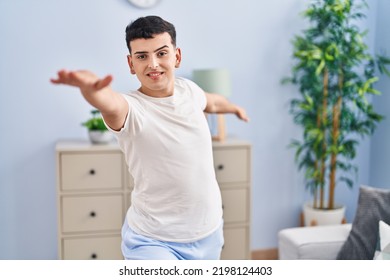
[147,72,164,79]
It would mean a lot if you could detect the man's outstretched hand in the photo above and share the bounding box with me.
[50,69,128,126]
[235,106,250,122]
[50,69,113,93]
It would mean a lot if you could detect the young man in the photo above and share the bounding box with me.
[51,16,249,260]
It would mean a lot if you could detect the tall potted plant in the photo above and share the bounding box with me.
[284,0,390,225]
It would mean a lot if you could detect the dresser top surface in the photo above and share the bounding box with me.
[56,139,120,152]
[56,138,251,152]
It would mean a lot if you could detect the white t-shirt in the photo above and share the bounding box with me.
[107,77,223,242]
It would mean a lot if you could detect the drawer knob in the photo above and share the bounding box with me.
[217,164,224,170]
[90,211,97,217]
[91,253,97,259]
[89,169,96,175]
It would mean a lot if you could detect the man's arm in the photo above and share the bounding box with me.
[51,70,128,131]
[204,92,249,122]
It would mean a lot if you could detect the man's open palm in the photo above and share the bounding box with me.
[51,70,113,93]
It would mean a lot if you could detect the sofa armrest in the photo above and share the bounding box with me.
[278,224,352,259]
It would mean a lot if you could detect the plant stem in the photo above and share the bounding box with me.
[328,74,343,210]
[319,68,329,209]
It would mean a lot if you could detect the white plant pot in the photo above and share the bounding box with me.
[303,201,346,226]
[88,130,113,144]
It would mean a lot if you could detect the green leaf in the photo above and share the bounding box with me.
[81,110,108,132]
[339,176,354,189]
[315,60,326,75]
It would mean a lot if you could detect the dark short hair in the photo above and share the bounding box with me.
[125,16,176,54]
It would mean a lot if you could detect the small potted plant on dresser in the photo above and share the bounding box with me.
[82,109,113,144]
[283,0,390,226]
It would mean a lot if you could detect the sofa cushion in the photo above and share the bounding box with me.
[337,185,390,259]
[374,220,390,260]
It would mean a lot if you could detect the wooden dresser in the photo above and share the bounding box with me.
[56,139,251,259]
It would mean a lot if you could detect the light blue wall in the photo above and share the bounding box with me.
[370,0,390,188]
[0,0,384,259]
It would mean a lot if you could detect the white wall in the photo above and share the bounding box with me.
[0,0,382,259]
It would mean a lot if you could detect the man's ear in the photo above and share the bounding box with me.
[175,48,182,68]
[127,55,136,74]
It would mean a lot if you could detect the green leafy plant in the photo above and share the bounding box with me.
[82,109,108,132]
[283,0,390,210]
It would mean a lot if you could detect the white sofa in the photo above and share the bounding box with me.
[278,186,390,260]
[278,224,352,259]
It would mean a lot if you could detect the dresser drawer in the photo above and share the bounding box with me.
[61,195,123,233]
[60,152,123,191]
[62,235,122,260]
[213,148,249,184]
[221,227,249,260]
[221,188,248,223]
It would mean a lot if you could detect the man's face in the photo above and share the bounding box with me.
[128,32,181,97]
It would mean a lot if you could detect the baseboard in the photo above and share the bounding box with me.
[251,248,278,260]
